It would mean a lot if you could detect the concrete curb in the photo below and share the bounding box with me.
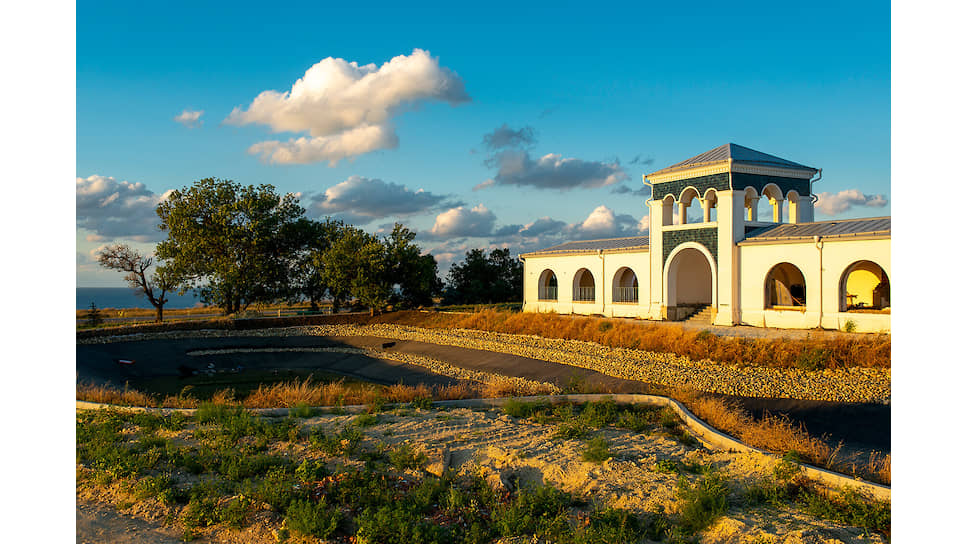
[76,393,889,502]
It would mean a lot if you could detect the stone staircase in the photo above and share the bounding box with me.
[682,304,713,324]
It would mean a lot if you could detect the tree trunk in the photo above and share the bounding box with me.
[155,304,164,323]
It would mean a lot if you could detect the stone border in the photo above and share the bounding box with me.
[75,393,889,503]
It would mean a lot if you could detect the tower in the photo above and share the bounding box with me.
[644,144,819,325]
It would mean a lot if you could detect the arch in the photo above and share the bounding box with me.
[762,183,784,223]
[612,267,639,303]
[538,269,558,301]
[661,194,676,226]
[786,190,802,224]
[663,243,717,320]
[743,186,760,222]
[678,187,701,224]
[701,188,719,222]
[573,268,596,302]
[839,260,890,311]
[764,262,807,308]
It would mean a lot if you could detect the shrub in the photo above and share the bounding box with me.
[387,442,427,471]
[285,499,342,539]
[843,319,857,333]
[676,470,730,534]
[582,437,611,463]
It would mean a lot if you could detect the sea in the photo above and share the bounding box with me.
[76,287,206,310]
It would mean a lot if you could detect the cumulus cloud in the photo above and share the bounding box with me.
[475,125,627,191]
[482,124,536,150]
[815,189,889,216]
[429,204,497,238]
[307,176,458,222]
[568,205,645,239]
[611,183,652,197]
[174,109,204,128]
[484,150,626,190]
[76,175,170,241]
[226,49,470,165]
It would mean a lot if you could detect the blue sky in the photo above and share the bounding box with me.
[76,0,890,286]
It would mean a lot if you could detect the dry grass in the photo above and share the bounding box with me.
[387,309,891,369]
[77,378,492,411]
[675,389,890,485]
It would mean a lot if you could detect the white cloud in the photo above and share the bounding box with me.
[76,175,169,241]
[248,124,399,166]
[430,204,496,238]
[308,175,458,222]
[569,205,644,239]
[815,189,889,216]
[173,109,204,128]
[226,49,469,165]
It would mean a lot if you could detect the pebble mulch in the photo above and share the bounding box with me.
[78,324,890,403]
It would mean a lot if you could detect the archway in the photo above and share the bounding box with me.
[664,245,715,320]
[840,261,890,311]
[573,268,596,302]
[612,267,638,303]
[538,269,558,301]
[765,263,806,308]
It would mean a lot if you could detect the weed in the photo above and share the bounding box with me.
[410,395,434,410]
[795,347,829,371]
[288,402,320,418]
[552,419,588,440]
[503,398,551,418]
[676,469,730,534]
[387,442,427,471]
[353,413,380,427]
[493,484,575,539]
[654,459,679,474]
[582,437,611,463]
[843,319,857,333]
[285,499,342,539]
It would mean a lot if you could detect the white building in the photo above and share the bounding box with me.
[521,144,890,333]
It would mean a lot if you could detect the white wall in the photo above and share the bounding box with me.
[523,251,653,317]
[737,238,890,332]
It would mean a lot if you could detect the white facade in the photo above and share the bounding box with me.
[521,144,891,333]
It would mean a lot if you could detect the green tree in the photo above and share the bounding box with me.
[317,225,388,315]
[443,248,523,304]
[96,243,178,322]
[283,217,343,311]
[382,224,443,308]
[155,178,304,314]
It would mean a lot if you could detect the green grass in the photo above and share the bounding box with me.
[76,406,890,543]
[582,437,611,463]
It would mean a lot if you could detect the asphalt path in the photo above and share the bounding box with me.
[76,335,889,452]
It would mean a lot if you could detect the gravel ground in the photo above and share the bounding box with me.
[79,324,890,404]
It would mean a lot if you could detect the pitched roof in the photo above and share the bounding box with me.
[648,143,817,177]
[522,235,650,257]
[740,217,890,243]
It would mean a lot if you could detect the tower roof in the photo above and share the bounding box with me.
[648,143,818,178]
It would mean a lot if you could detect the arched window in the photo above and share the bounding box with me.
[702,188,718,223]
[661,195,676,226]
[612,267,638,303]
[762,184,785,223]
[840,261,890,311]
[765,263,806,308]
[538,269,558,301]
[573,268,596,302]
[744,187,760,222]
[678,187,701,225]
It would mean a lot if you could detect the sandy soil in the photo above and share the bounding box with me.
[77,406,886,544]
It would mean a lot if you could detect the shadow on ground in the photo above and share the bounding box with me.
[76,335,889,453]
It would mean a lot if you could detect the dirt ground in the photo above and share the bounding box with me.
[77,406,887,544]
